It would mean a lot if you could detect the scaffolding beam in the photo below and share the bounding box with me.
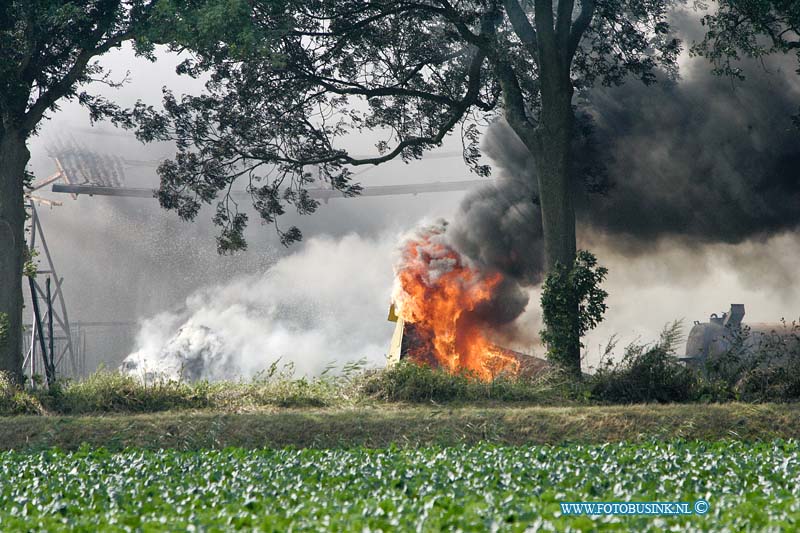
[51,179,489,200]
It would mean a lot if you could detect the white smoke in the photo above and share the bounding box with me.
[122,233,398,381]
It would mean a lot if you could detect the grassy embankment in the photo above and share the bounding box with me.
[3,402,799,451]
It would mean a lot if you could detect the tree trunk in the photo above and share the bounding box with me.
[534,81,581,377]
[0,130,29,384]
[534,98,576,272]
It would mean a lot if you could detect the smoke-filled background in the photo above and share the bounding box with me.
[435,10,800,356]
[24,8,800,379]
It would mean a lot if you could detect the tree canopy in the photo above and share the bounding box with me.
[0,0,158,137]
[695,0,800,79]
[133,0,681,253]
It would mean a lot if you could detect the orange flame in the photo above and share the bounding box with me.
[392,224,520,381]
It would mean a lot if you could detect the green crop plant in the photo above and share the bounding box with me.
[1,440,798,531]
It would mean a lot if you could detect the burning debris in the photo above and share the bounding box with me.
[389,222,546,380]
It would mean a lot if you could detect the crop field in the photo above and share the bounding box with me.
[1,439,798,532]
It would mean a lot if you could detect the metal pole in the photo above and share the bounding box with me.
[28,201,37,387]
[28,277,48,386]
[30,330,35,387]
[82,329,87,377]
[46,277,55,384]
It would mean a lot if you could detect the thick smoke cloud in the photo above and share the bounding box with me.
[450,47,800,308]
[122,234,396,380]
[450,135,544,285]
[582,69,800,248]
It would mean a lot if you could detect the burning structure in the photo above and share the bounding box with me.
[388,222,547,380]
[386,308,548,380]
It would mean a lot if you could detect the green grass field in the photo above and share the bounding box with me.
[2,439,798,532]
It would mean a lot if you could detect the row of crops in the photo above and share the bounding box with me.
[1,440,798,531]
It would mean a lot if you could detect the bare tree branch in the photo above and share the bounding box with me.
[22,30,133,133]
[568,0,595,60]
[556,0,576,50]
[502,0,539,60]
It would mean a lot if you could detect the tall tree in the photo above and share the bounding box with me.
[0,1,156,382]
[136,0,680,376]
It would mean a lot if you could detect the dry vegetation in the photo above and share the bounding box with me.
[2,403,800,452]
[2,322,800,451]
[3,322,799,414]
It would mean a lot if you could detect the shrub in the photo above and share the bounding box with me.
[355,361,572,403]
[540,250,608,376]
[0,371,44,415]
[728,322,800,401]
[0,361,365,415]
[357,362,472,402]
[45,370,210,413]
[206,375,346,409]
[589,322,709,403]
[703,320,800,402]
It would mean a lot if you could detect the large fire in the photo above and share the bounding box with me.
[392,223,521,380]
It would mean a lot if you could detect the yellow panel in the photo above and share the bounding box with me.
[386,318,404,367]
[387,303,399,322]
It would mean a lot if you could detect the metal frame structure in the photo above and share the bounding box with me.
[19,140,136,382]
[22,199,77,382]
[20,150,89,383]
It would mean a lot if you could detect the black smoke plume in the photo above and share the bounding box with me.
[448,46,800,326]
